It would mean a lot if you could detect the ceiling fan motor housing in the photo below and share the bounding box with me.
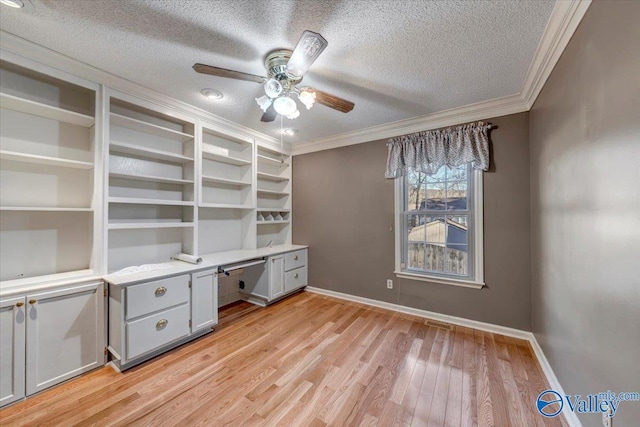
[265,49,302,85]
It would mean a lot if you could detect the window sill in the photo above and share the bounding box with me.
[394,271,485,289]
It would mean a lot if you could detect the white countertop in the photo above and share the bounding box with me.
[0,245,308,296]
[103,244,308,286]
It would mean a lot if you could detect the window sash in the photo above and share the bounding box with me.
[400,164,475,281]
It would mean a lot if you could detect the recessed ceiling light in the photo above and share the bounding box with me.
[200,88,223,100]
[0,0,24,8]
[283,128,298,136]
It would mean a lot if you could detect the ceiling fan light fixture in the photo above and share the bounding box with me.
[255,95,272,112]
[273,96,298,117]
[286,109,300,120]
[298,88,316,110]
[264,78,283,98]
[286,31,328,78]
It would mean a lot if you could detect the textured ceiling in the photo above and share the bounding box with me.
[0,0,555,143]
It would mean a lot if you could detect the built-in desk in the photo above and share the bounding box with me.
[104,244,308,370]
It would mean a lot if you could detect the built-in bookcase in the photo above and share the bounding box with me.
[197,124,255,254]
[106,94,196,272]
[0,59,99,282]
[256,146,291,248]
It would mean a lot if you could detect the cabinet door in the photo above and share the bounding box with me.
[26,281,105,396]
[269,256,284,300]
[191,269,218,333]
[0,296,25,407]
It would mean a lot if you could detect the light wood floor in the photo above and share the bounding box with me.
[0,291,567,426]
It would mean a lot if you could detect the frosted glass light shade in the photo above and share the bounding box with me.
[264,79,283,98]
[287,109,300,119]
[298,89,316,110]
[273,96,297,116]
[255,95,272,112]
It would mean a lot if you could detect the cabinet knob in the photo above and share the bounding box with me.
[294,255,298,260]
[294,273,299,279]
[155,287,167,296]
[15,302,24,307]
[156,319,168,329]
[29,299,37,305]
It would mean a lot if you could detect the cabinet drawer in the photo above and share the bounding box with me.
[126,275,190,320]
[284,249,307,272]
[285,266,307,292]
[126,304,190,360]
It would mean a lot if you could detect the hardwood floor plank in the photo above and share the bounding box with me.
[0,292,567,426]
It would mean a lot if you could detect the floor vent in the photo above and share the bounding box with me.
[426,320,453,330]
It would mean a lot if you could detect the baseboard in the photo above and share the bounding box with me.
[304,286,582,427]
[305,286,531,340]
[529,334,583,427]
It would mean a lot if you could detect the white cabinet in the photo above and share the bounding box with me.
[25,282,105,395]
[191,269,218,333]
[240,248,308,305]
[0,280,105,407]
[269,256,285,300]
[108,270,218,370]
[0,296,25,407]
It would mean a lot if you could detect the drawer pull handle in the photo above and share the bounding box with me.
[155,287,167,296]
[15,302,24,307]
[294,273,299,279]
[293,255,299,260]
[156,319,168,329]
[29,299,37,305]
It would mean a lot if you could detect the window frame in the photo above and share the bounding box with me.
[394,166,484,289]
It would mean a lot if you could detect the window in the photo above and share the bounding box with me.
[395,164,484,288]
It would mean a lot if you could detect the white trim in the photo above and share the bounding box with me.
[305,286,581,426]
[290,0,592,156]
[292,94,527,156]
[306,286,531,339]
[522,0,593,109]
[394,272,484,289]
[529,334,583,427]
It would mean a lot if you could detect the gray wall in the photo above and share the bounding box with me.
[293,111,532,330]
[530,2,640,426]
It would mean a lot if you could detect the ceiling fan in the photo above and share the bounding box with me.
[193,30,355,122]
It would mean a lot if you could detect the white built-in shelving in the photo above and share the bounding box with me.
[106,94,196,272]
[256,146,291,248]
[0,59,99,283]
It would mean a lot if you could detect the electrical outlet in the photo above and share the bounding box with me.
[602,406,613,427]
[386,279,393,289]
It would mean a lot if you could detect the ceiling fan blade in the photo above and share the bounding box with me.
[311,88,355,113]
[193,63,265,83]
[260,104,277,122]
[286,31,328,78]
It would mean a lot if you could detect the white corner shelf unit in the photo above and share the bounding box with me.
[0,59,100,283]
[256,146,292,248]
[106,93,196,273]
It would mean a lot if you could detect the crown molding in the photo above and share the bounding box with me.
[0,31,287,154]
[292,0,592,156]
[521,0,592,109]
[291,94,528,156]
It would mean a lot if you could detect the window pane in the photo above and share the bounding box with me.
[425,244,445,272]
[425,180,447,210]
[446,215,468,245]
[406,214,426,242]
[446,180,467,210]
[406,171,426,211]
[446,244,468,275]
[408,243,426,270]
[427,167,447,183]
[448,164,468,181]
[424,216,446,245]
